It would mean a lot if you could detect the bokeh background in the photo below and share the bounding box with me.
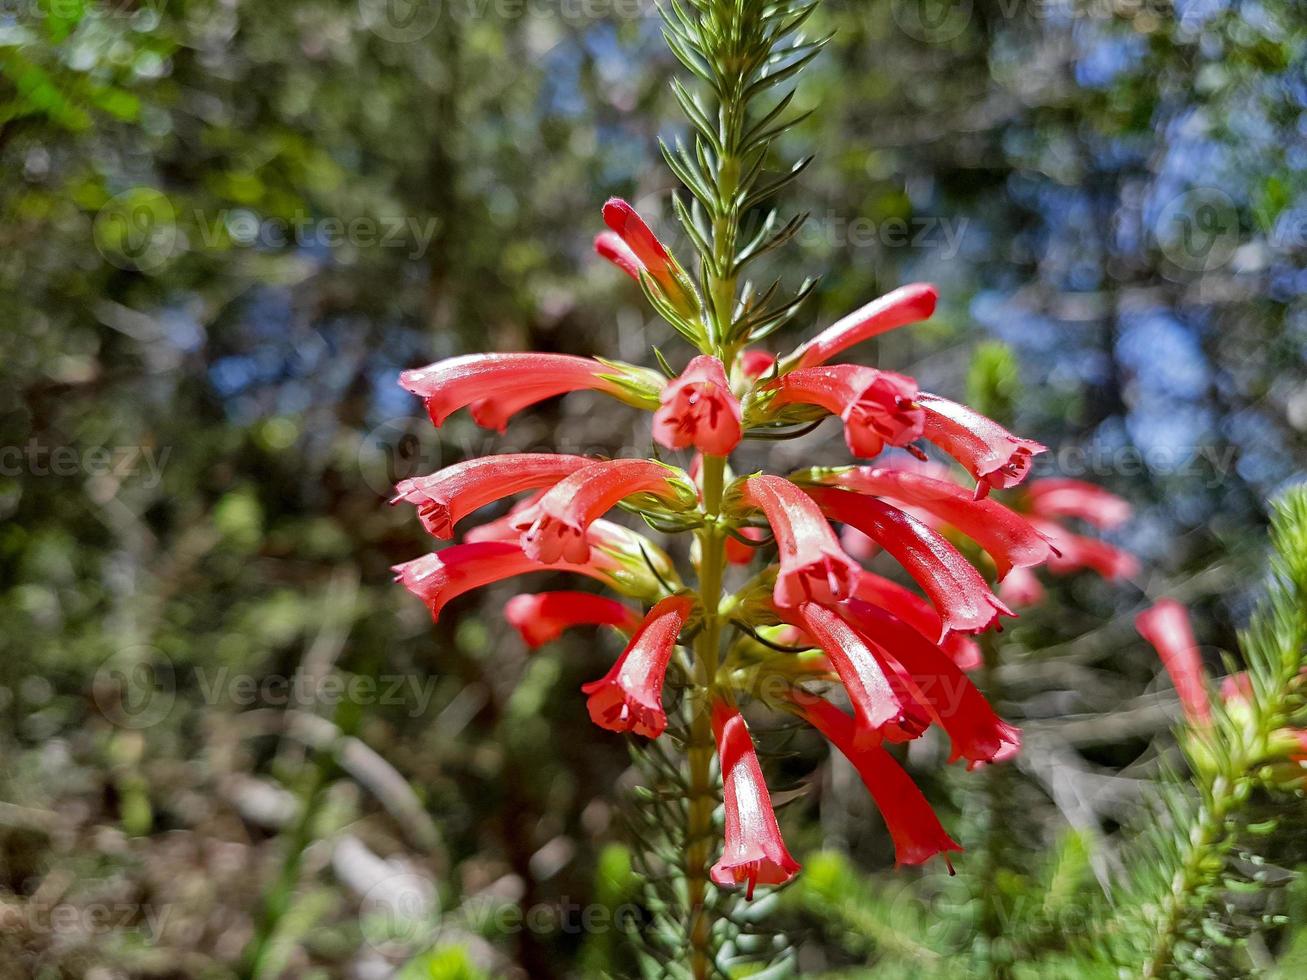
[1,0,1304,977]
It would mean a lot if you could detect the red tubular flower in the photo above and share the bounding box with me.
[743,475,861,607]
[505,591,642,649]
[918,394,1046,498]
[787,602,931,744]
[792,694,962,868]
[393,453,590,539]
[789,283,938,369]
[838,599,1021,766]
[854,571,981,671]
[653,355,742,456]
[394,542,617,622]
[581,595,694,738]
[1033,518,1139,581]
[1136,598,1211,725]
[601,198,699,316]
[1024,478,1131,529]
[998,565,1046,608]
[709,701,801,898]
[808,486,1013,635]
[399,353,658,431]
[594,231,643,281]
[725,526,768,565]
[517,459,696,563]
[467,500,679,593]
[804,466,1051,580]
[740,349,777,379]
[768,365,924,459]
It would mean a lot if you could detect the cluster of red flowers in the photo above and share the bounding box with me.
[391,199,1134,898]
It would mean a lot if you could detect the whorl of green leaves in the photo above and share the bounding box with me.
[658,0,828,351]
[1096,486,1307,977]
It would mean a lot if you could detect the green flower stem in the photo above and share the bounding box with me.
[688,451,728,980]
[681,6,753,968]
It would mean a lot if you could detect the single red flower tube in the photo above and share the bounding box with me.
[393,453,590,539]
[709,701,801,898]
[742,475,861,608]
[581,594,695,739]
[1136,598,1211,726]
[788,283,938,369]
[791,693,962,868]
[918,393,1046,498]
[808,486,1013,635]
[505,591,643,649]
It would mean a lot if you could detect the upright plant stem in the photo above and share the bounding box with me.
[688,453,727,980]
[683,10,750,967]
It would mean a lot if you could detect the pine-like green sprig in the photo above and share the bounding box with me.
[1096,487,1307,977]
[657,0,827,355]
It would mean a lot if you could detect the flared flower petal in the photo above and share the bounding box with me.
[785,602,931,745]
[601,198,699,316]
[838,599,1021,766]
[517,459,697,564]
[1033,518,1139,581]
[743,475,861,607]
[1023,478,1131,529]
[581,594,695,738]
[393,542,617,622]
[469,501,679,602]
[653,355,743,456]
[854,571,982,671]
[792,694,962,868]
[393,453,590,539]
[1136,598,1211,725]
[709,702,801,898]
[768,365,924,459]
[505,591,642,649]
[801,466,1052,580]
[399,353,660,431]
[789,283,938,369]
[918,394,1046,497]
[808,486,1013,634]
